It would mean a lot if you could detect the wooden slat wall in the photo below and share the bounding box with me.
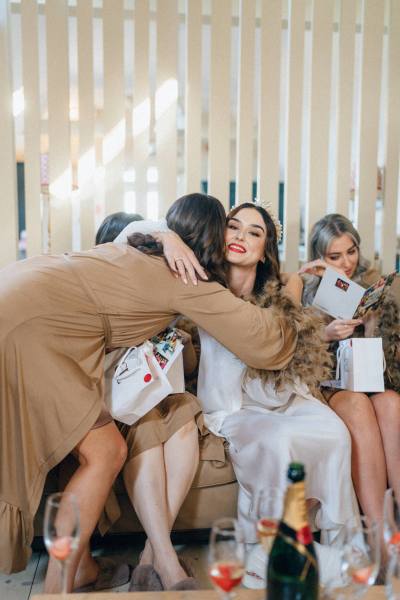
[2,0,399,269]
[355,0,385,261]
[77,0,95,250]
[102,0,125,215]
[334,0,357,217]
[21,0,42,257]
[304,0,335,250]
[235,0,255,205]
[382,0,400,273]
[208,0,231,209]
[283,0,306,272]
[45,0,72,254]
[132,0,150,215]
[257,0,282,216]
[156,0,178,214]
[184,0,202,193]
[0,0,18,267]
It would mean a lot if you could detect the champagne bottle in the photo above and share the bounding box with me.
[267,462,319,599]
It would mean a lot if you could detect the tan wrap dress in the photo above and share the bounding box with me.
[0,243,296,573]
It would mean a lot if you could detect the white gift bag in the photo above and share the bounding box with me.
[335,338,385,393]
[105,338,184,425]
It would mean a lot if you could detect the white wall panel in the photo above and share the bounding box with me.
[208,0,231,209]
[77,0,95,250]
[257,0,282,215]
[156,0,178,214]
[184,0,202,193]
[46,0,72,254]
[355,0,384,261]
[334,0,356,216]
[304,0,335,249]
[382,0,400,272]
[283,0,306,271]
[133,0,150,214]
[235,0,255,204]
[21,0,42,257]
[102,0,125,214]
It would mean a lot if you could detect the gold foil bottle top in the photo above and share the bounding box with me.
[282,480,308,532]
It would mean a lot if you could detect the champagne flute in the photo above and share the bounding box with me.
[384,489,400,550]
[43,492,80,595]
[209,517,246,599]
[341,516,380,599]
[255,488,283,554]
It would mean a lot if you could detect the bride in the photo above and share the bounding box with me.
[117,201,360,585]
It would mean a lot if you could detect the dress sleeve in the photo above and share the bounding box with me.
[114,219,169,243]
[169,279,297,371]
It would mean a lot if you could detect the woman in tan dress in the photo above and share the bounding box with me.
[0,193,296,592]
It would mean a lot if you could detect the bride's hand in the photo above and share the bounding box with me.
[324,318,363,341]
[155,231,208,285]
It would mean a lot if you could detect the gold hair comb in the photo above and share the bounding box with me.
[254,198,283,242]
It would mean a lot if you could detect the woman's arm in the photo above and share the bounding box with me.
[281,273,303,305]
[115,219,207,284]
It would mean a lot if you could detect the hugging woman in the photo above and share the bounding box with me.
[0,193,296,593]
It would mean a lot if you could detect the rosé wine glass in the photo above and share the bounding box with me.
[43,492,80,595]
[209,518,246,599]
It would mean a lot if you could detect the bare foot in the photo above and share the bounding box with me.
[152,551,187,589]
[73,553,100,590]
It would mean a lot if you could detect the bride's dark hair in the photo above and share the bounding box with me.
[128,193,228,286]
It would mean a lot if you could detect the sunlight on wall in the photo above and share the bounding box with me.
[102,119,126,165]
[155,78,178,120]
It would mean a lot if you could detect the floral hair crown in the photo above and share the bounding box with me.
[254,198,283,242]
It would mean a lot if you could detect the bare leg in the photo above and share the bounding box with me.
[44,422,127,593]
[371,390,400,497]
[124,419,199,588]
[329,391,387,522]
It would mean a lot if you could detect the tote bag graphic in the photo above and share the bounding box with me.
[105,332,184,425]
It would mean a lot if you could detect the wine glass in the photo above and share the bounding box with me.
[341,516,380,599]
[209,517,246,599]
[384,489,400,550]
[254,488,283,554]
[43,492,80,595]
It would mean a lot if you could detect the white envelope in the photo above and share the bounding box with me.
[312,267,365,319]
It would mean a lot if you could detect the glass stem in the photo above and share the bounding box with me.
[60,560,68,595]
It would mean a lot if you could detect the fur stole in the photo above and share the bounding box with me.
[245,280,332,399]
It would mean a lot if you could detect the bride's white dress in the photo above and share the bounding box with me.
[197,328,359,547]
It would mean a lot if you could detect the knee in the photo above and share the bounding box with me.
[331,392,374,426]
[373,390,400,422]
[177,418,197,438]
[79,431,128,475]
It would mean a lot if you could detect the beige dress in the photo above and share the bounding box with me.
[0,243,296,573]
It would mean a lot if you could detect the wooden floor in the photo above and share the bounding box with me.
[0,540,212,598]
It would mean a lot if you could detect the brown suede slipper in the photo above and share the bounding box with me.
[169,576,200,590]
[128,564,164,592]
[74,557,132,592]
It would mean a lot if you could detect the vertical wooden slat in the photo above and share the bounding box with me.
[208,0,231,209]
[283,0,306,272]
[334,0,357,216]
[156,0,178,214]
[382,0,400,272]
[46,0,72,254]
[133,0,150,215]
[257,0,282,214]
[0,0,18,267]
[184,0,202,193]
[102,0,125,215]
[304,0,335,249]
[355,0,384,261]
[235,0,255,205]
[21,0,42,257]
[77,0,95,250]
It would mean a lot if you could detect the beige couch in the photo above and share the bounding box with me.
[34,442,238,538]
